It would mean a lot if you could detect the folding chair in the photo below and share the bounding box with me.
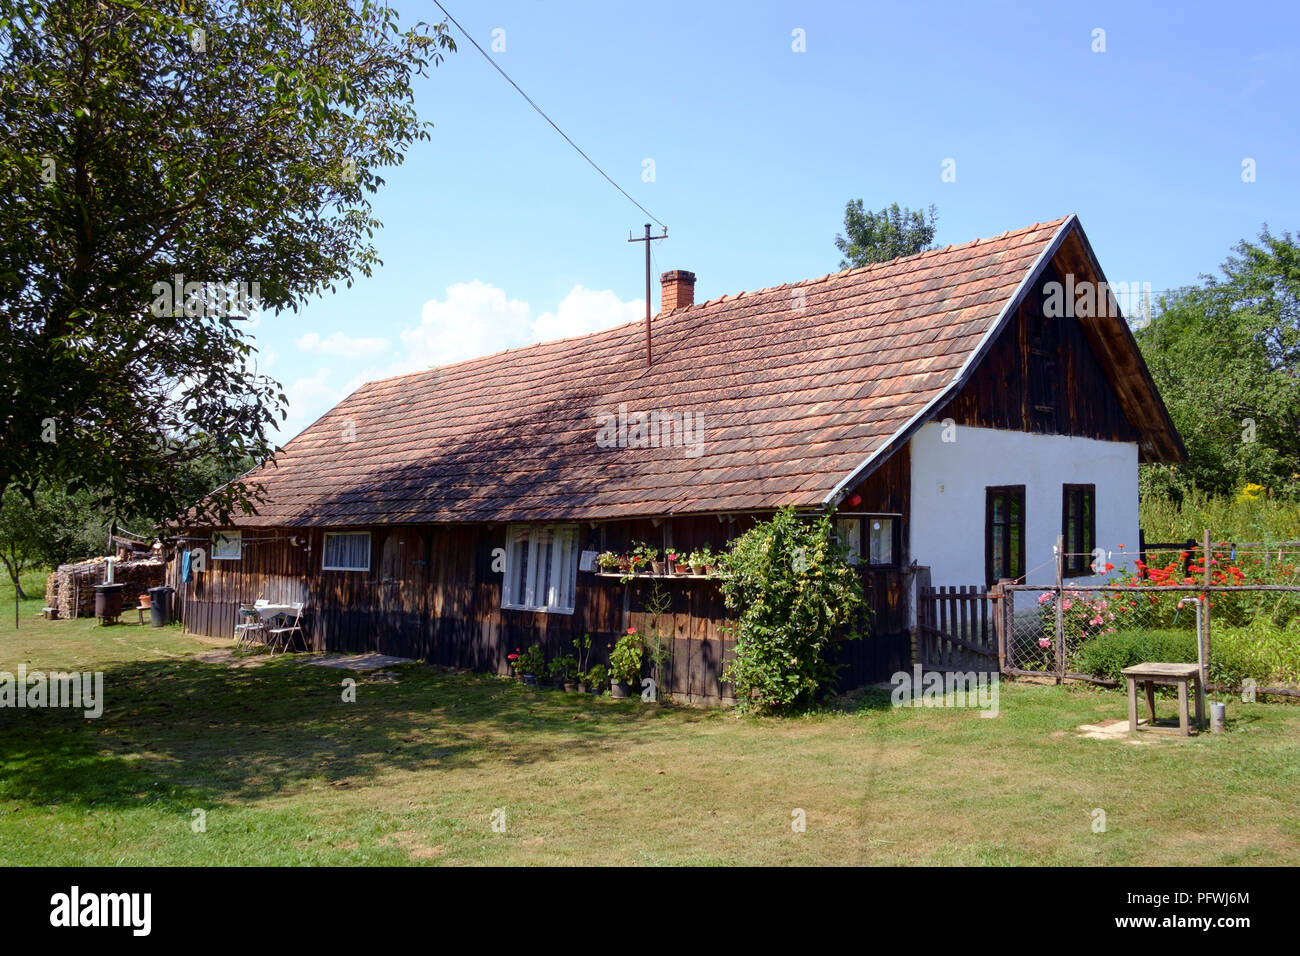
[265,603,305,656]
[234,603,267,648]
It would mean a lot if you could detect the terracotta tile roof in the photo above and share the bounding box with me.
[233,217,1072,527]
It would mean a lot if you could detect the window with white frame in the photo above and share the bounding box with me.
[212,531,241,560]
[835,517,861,565]
[866,517,894,566]
[502,524,579,613]
[323,532,371,571]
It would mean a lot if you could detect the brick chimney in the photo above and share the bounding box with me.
[660,269,696,312]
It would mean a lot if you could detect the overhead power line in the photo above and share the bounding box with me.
[431,1,666,229]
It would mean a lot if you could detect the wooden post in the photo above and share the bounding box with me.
[1004,583,1015,677]
[1201,528,1212,695]
[992,577,1011,673]
[1054,533,1065,682]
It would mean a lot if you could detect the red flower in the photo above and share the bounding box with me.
[626,626,637,635]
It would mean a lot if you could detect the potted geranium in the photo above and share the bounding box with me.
[688,545,716,575]
[608,627,644,699]
[513,644,546,685]
[631,542,660,575]
[667,550,687,574]
[596,551,621,574]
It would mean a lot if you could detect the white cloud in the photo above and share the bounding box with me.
[398,280,642,372]
[276,366,374,444]
[295,331,390,356]
[533,285,645,341]
[273,281,642,443]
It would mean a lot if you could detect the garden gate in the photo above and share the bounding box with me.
[916,585,999,671]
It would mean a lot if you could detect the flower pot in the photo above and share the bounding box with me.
[691,565,706,576]
[577,682,588,694]
[563,680,578,693]
[651,561,666,575]
[523,673,538,686]
[674,563,690,575]
[610,680,629,699]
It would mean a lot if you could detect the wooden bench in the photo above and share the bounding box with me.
[1122,662,1205,737]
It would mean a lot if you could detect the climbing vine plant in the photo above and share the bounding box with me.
[719,508,868,714]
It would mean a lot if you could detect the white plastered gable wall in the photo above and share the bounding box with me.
[908,421,1140,596]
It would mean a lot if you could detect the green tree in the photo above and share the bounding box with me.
[0,482,102,595]
[720,508,867,714]
[835,201,938,269]
[0,487,50,598]
[1136,227,1300,500]
[0,446,257,597]
[0,0,454,529]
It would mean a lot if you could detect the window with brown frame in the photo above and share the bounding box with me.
[1062,484,1096,577]
[985,486,1025,586]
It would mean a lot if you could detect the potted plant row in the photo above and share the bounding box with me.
[509,634,611,694]
[594,542,721,579]
[506,631,650,700]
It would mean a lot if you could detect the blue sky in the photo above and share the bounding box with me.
[257,0,1300,440]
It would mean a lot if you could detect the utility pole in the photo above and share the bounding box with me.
[628,223,668,367]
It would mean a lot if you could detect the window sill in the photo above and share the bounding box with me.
[594,572,718,581]
[501,604,575,616]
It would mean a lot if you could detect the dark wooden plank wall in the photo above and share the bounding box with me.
[834,445,915,688]
[938,262,1140,443]
[173,515,762,702]
[175,530,310,644]
[173,504,918,700]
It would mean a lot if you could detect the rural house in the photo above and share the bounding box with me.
[171,215,1184,702]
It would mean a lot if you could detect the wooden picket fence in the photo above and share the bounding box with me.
[916,585,998,671]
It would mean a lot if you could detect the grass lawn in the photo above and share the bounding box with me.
[1,573,1298,865]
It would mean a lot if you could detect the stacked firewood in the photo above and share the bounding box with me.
[44,556,166,619]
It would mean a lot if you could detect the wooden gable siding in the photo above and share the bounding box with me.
[937,261,1140,444]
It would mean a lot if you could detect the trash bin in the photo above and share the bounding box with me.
[149,586,174,628]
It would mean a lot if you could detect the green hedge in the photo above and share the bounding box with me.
[1072,624,1300,688]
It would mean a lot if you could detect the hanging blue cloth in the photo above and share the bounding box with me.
[181,550,192,583]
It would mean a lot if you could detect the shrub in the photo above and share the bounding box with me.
[1072,624,1300,688]
[719,507,867,714]
[1071,629,1197,684]
[1212,622,1300,687]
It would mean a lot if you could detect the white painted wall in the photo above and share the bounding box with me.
[908,422,1139,591]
